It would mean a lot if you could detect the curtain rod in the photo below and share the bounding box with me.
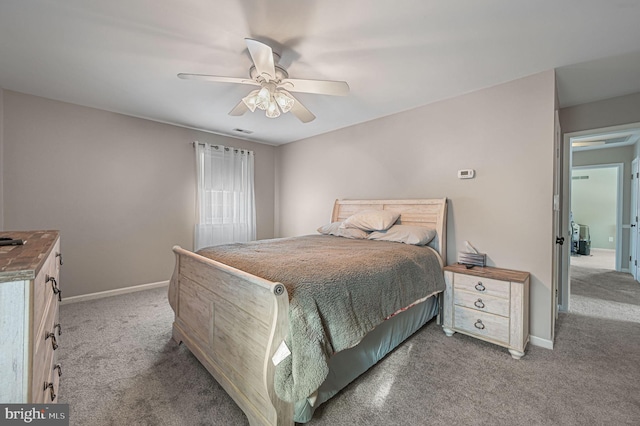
[193,141,254,155]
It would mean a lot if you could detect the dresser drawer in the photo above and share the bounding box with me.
[454,273,510,299]
[32,349,57,403]
[50,239,62,280]
[43,352,61,403]
[33,255,56,330]
[454,289,510,317]
[454,305,509,344]
[31,298,60,402]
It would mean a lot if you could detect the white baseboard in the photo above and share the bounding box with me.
[61,280,169,305]
[529,335,554,350]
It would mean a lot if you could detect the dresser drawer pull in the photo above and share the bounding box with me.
[474,299,485,309]
[47,276,62,302]
[45,332,59,350]
[474,282,486,292]
[54,323,62,336]
[54,363,62,377]
[56,252,63,266]
[474,320,485,330]
[44,382,56,401]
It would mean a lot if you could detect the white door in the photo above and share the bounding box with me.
[632,158,639,281]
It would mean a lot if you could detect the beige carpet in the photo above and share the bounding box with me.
[58,267,640,425]
[570,264,640,323]
[570,248,615,270]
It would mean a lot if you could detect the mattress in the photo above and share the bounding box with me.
[197,235,445,404]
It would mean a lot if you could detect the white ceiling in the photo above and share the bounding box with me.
[1,1,640,146]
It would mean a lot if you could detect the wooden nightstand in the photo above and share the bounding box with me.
[442,264,530,359]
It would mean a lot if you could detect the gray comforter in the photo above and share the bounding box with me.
[197,234,445,403]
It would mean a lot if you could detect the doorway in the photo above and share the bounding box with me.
[570,164,622,271]
[559,123,640,313]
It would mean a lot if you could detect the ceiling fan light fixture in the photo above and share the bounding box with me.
[274,91,294,113]
[265,96,281,118]
[255,86,272,110]
[242,90,260,112]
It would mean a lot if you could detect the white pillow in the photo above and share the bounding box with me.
[368,225,437,245]
[317,222,369,239]
[341,210,400,232]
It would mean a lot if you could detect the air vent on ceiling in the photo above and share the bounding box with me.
[233,128,253,135]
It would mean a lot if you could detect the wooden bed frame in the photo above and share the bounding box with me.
[168,198,447,426]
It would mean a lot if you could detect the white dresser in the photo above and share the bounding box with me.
[442,264,530,359]
[0,230,62,402]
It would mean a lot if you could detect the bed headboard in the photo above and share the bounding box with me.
[331,198,448,265]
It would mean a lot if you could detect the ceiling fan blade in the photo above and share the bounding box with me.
[229,100,249,116]
[177,73,259,86]
[279,78,349,96]
[282,91,316,123]
[245,38,277,81]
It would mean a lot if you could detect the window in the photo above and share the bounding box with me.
[194,142,256,250]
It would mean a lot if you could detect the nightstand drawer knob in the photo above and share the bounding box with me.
[474,282,486,292]
[474,299,485,309]
[474,320,485,330]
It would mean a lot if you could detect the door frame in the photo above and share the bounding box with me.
[560,122,640,313]
[552,111,562,336]
[631,157,639,280]
[559,128,573,313]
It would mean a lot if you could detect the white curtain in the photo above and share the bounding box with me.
[194,142,256,250]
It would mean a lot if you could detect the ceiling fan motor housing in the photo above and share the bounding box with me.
[249,64,289,83]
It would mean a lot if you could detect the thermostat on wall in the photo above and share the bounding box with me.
[458,169,475,179]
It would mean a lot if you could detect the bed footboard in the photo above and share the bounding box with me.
[169,246,294,426]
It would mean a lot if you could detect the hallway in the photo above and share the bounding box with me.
[570,263,640,323]
[570,248,615,270]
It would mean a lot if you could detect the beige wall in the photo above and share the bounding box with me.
[560,92,640,134]
[1,90,276,297]
[571,167,618,250]
[276,71,557,342]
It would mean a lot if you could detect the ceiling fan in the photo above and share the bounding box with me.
[178,38,349,123]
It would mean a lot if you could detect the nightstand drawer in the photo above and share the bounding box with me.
[454,273,510,299]
[454,289,510,317]
[454,305,509,343]
[443,264,530,359]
